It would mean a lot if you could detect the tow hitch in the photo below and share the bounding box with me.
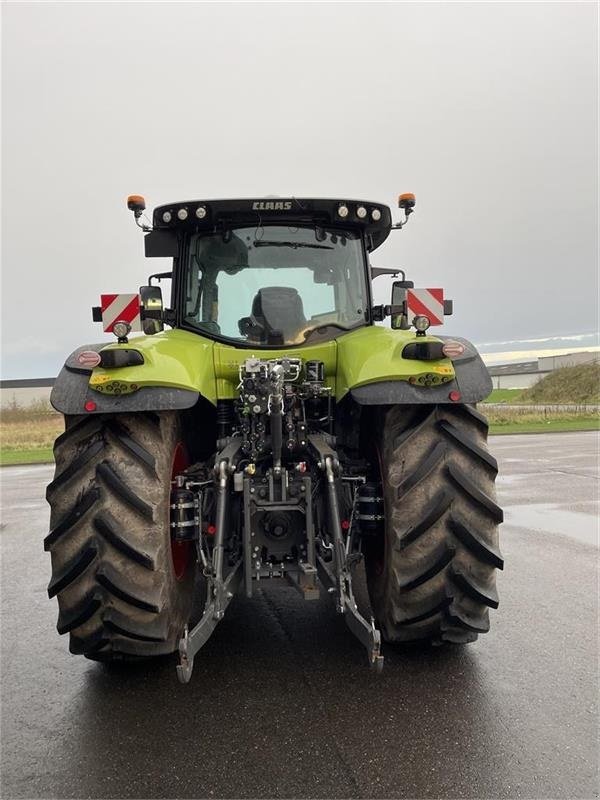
[174,434,384,683]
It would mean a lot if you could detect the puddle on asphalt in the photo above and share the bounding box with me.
[497,472,545,484]
[504,504,599,547]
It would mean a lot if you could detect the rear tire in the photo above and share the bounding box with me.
[365,404,503,645]
[45,411,196,661]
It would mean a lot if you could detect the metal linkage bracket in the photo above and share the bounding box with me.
[309,434,384,671]
[177,560,242,683]
[176,444,241,684]
[286,561,319,601]
[316,556,383,672]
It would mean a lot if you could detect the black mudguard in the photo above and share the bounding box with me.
[350,336,492,405]
[51,344,199,415]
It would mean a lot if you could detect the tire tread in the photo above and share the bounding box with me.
[369,403,502,645]
[46,411,196,662]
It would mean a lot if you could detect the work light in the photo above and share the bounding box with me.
[113,321,131,339]
[413,315,430,332]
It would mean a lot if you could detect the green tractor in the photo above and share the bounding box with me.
[45,194,503,681]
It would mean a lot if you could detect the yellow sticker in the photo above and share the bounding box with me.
[89,373,112,385]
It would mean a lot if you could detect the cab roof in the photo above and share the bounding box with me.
[151,198,393,251]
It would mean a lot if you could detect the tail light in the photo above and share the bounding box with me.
[77,351,102,368]
[442,341,466,359]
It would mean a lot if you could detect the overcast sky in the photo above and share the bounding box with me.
[1,1,598,378]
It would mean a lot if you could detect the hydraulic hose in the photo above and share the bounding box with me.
[270,364,285,474]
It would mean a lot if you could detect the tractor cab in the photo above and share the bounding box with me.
[92,193,454,366]
[139,197,393,347]
[121,195,452,346]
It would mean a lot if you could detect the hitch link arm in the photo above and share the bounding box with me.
[177,454,241,683]
[324,456,347,613]
[315,446,384,671]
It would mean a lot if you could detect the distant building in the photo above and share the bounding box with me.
[488,350,600,390]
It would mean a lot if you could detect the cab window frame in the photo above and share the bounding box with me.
[174,224,374,348]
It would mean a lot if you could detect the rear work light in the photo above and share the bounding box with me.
[413,315,430,332]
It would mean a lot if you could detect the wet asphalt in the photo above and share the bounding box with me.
[1,432,598,799]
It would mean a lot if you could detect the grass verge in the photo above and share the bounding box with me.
[484,364,600,405]
[1,405,62,467]
[489,418,600,435]
[0,448,55,466]
[484,388,524,404]
[520,363,600,404]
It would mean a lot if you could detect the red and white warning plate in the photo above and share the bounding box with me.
[100,294,141,334]
[406,288,444,326]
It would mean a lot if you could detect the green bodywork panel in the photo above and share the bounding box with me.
[90,329,217,403]
[89,326,454,405]
[335,327,454,397]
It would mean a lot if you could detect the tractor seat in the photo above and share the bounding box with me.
[239,287,307,343]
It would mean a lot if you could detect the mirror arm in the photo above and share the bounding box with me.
[371,267,404,280]
[134,213,153,233]
[370,304,405,322]
[391,207,414,231]
[140,309,163,321]
[139,307,176,327]
[148,271,173,285]
[385,304,405,317]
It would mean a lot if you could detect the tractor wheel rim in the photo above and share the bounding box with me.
[170,442,192,581]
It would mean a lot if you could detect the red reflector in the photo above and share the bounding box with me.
[441,341,465,359]
[341,519,350,530]
[84,400,97,412]
[449,390,461,403]
[207,524,217,536]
